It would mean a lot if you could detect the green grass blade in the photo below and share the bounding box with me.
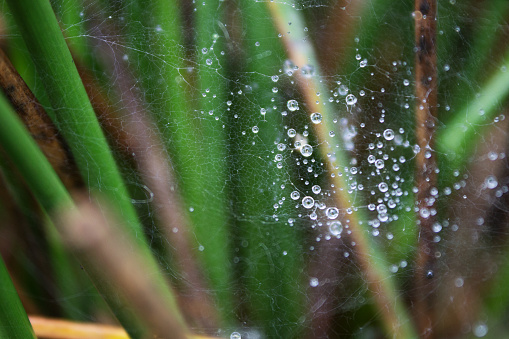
[5,0,145,244]
[0,91,185,338]
[0,256,36,339]
[122,0,235,325]
[230,1,305,336]
[438,50,509,181]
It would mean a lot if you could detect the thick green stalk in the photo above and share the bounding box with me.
[5,0,145,243]
[123,0,234,325]
[231,1,305,336]
[191,0,234,324]
[0,256,36,339]
[0,91,185,338]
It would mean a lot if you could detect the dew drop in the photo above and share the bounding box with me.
[346,94,357,105]
[310,112,322,124]
[301,64,315,77]
[329,221,343,237]
[378,182,388,192]
[271,75,279,82]
[326,207,339,219]
[309,277,319,287]
[252,126,259,133]
[300,144,313,157]
[485,175,498,189]
[383,129,395,140]
[230,332,242,339]
[338,84,349,96]
[287,99,299,111]
[287,129,297,138]
[312,185,321,194]
[291,191,300,200]
[302,196,315,209]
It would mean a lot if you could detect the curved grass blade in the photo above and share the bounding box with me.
[0,91,186,338]
[0,256,36,339]
[5,0,146,245]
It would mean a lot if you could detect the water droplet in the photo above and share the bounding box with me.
[312,185,321,194]
[309,277,319,287]
[426,270,434,279]
[485,175,498,189]
[310,112,322,124]
[260,108,266,115]
[301,64,315,77]
[284,59,296,76]
[302,196,315,209]
[201,47,208,54]
[300,144,313,157]
[375,159,385,169]
[230,332,242,339]
[338,84,349,96]
[432,222,442,233]
[403,79,410,86]
[329,221,343,236]
[206,58,213,65]
[359,59,367,67]
[291,191,300,200]
[378,182,388,192]
[326,207,339,219]
[252,126,259,133]
[287,99,299,111]
[473,323,488,337]
[287,129,297,138]
[271,75,279,82]
[346,94,357,105]
[383,129,395,140]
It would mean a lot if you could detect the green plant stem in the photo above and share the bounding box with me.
[231,1,305,336]
[5,0,145,244]
[0,91,186,338]
[438,50,509,182]
[0,256,36,339]
[267,2,417,338]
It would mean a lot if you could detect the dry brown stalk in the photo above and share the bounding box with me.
[76,29,218,329]
[267,3,416,338]
[413,1,438,337]
[0,49,82,189]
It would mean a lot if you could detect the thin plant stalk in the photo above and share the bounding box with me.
[5,0,146,246]
[230,1,305,336]
[122,0,235,325]
[0,91,186,338]
[267,2,417,338]
[413,0,438,336]
[0,256,36,339]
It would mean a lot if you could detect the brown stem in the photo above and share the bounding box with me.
[0,49,82,190]
[76,18,218,330]
[267,4,416,338]
[413,0,438,337]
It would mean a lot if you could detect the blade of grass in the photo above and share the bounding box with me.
[193,0,235,326]
[0,255,36,339]
[0,90,186,338]
[122,0,235,326]
[4,0,146,246]
[0,49,82,189]
[437,49,509,182]
[267,2,417,338]
[230,1,305,336]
